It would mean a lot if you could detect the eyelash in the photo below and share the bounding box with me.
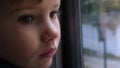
[17,11,60,24]
[50,11,60,19]
[17,15,34,24]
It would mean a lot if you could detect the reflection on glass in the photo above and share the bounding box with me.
[81,0,120,68]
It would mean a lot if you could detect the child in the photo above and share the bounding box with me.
[0,0,61,68]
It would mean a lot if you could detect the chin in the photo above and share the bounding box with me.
[44,58,53,68]
[37,57,53,68]
[19,58,53,68]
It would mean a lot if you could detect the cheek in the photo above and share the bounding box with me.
[0,25,41,63]
[55,22,61,49]
[56,20,61,39]
[14,30,39,57]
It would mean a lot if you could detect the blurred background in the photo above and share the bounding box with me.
[81,0,120,68]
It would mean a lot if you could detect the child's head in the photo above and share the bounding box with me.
[0,0,61,68]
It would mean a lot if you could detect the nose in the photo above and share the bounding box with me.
[40,19,60,43]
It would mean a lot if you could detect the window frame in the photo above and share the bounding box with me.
[61,0,84,68]
[51,0,83,68]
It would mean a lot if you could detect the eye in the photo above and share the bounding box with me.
[50,11,60,19]
[18,15,34,24]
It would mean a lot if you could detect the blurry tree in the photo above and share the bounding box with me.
[81,0,99,25]
[102,0,120,12]
[81,0,120,25]
[81,0,99,16]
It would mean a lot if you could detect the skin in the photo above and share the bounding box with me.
[0,0,61,68]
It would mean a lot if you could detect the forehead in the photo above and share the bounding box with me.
[0,0,60,9]
[0,0,60,5]
[2,0,42,4]
[0,0,60,15]
[12,0,43,2]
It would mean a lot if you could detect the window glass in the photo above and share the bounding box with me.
[81,0,120,68]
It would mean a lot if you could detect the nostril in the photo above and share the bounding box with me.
[41,34,55,43]
[40,22,59,43]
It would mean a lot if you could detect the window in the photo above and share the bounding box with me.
[81,0,120,68]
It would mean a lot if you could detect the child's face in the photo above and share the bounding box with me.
[0,0,60,68]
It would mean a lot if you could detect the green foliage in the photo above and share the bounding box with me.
[106,53,116,59]
[84,66,90,68]
[83,48,97,56]
[102,0,120,12]
[81,0,99,16]
[81,0,99,25]
[106,53,120,60]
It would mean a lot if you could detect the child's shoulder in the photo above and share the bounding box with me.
[0,58,18,68]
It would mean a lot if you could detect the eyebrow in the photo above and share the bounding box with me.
[53,3,60,9]
[10,0,60,14]
[10,0,24,3]
[38,0,42,3]
[11,0,43,3]
[10,0,43,13]
[11,7,35,14]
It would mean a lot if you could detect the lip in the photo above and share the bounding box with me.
[40,48,56,58]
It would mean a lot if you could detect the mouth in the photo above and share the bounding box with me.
[40,48,56,58]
